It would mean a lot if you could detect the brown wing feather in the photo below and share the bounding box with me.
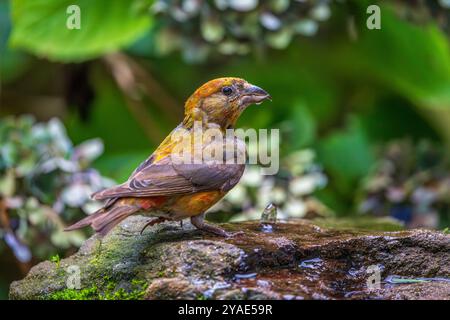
[93,161,244,200]
[92,137,246,201]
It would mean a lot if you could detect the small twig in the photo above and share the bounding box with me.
[104,54,165,143]
[123,54,183,122]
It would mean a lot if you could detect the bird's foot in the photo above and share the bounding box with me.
[140,217,169,235]
[190,214,243,238]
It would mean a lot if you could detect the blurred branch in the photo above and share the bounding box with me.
[104,53,183,113]
[103,53,165,143]
[120,54,183,122]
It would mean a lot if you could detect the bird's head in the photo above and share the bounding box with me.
[183,77,271,129]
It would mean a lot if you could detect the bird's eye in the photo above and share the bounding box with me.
[222,86,233,96]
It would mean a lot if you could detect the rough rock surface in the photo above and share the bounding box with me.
[9,216,450,300]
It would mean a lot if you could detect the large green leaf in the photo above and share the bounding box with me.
[337,8,450,109]
[9,0,152,62]
[318,117,375,194]
[290,102,317,149]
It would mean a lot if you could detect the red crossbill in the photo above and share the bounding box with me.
[65,77,271,237]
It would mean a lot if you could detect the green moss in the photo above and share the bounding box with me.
[88,256,100,267]
[48,286,99,300]
[156,270,166,278]
[50,254,61,269]
[88,241,104,267]
[47,278,148,300]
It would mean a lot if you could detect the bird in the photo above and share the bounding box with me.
[64,77,271,237]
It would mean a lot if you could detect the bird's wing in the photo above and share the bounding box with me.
[92,156,245,200]
[93,137,245,200]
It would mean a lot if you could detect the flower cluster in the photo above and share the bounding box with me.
[0,116,115,262]
[209,147,330,221]
[358,139,450,229]
[151,0,332,63]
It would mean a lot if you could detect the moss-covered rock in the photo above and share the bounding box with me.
[9,216,450,300]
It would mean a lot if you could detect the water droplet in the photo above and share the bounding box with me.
[260,224,273,233]
[299,257,323,269]
[203,282,231,298]
[235,272,258,279]
[260,203,277,232]
[385,275,450,284]
[347,268,359,277]
[261,203,277,224]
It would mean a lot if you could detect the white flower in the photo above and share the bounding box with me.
[82,201,104,214]
[241,166,263,187]
[61,183,92,207]
[260,12,282,31]
[270,187,287,204]
[230,207,261,222]
[284,199,306,217]
[310,4,331,21]
[226,184,247,205]
[47,118,72,153]
[289,175,317,196]
[257,177,275,208]
[74,138,104,163]
[293,19,318,37]
[228,0,258,12]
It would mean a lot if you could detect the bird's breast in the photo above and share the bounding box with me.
[163,191,226,219]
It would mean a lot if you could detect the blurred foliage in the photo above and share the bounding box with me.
[209,149,331,222]
[392,0,450,30]
[150,0,333,63]
[1,0,449,222]
[358,139,450,229]
[9,0,152,61]
[0,115,114,264]
[2,0,450,298]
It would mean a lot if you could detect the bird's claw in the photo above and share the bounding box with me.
[190,214,244,238]
[140,217,169,235]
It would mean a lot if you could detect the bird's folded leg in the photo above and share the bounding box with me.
[191,214,242,238]
[140,217,169,235]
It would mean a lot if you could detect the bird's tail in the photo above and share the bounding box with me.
[64,203,140,236]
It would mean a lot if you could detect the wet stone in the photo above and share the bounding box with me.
[9,215,450,300]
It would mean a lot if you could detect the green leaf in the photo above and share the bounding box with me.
[9,0,152,62]
[0,1,31,83]
[318,117,375,194]
[290,102,316,149]
[338,8,450,109]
